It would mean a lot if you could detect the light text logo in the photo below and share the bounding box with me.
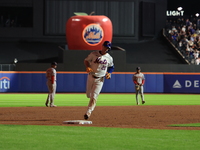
[166,11,184,16]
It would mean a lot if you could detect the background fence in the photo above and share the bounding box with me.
[0,71,200,93]
[0,64,16,71]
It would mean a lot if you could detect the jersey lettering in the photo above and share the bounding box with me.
[101,65,106,70]
[94,57,107,64]
[86,51,113,77]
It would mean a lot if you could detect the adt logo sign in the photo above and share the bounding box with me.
[0,77,10,90]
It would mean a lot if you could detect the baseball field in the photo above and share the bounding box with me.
[0,93,200,150]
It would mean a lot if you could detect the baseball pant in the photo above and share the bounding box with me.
[86,74,104,115]
[135,85,144,103]
[46,81,56,106]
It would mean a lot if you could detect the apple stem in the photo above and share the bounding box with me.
[89,11,95,15]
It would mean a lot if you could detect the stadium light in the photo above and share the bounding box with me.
[177,7,183,11]
[14,58,18,64]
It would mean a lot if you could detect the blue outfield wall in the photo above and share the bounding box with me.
[0,72,200,93]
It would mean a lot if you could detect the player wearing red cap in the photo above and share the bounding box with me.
[45,62,57,107]
[133,67,145,105]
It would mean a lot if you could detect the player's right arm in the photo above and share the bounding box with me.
[133,75,138,85]
[84,60,93,73]
[84,53,94,73]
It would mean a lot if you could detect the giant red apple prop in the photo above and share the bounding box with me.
[66,14,113,50]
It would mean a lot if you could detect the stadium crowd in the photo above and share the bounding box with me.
[165,17,200,65]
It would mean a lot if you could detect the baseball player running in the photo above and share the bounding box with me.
[133,67,145,105]
[45,62,57,107]
[84,41,114,120]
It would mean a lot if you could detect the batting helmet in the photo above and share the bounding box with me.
[136,67,141,70]
[103,41,112,50]
[51,62,57,66]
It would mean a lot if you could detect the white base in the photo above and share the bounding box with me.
[63,120,92,124]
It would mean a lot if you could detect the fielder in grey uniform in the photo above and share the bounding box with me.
[45,62,57,107]
[133,67,145,105]
[84,41,114,120]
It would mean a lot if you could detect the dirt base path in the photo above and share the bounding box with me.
[0,106,200,130]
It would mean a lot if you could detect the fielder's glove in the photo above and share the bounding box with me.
[105,73,111,79]
[136,85,140,90]
[86,67,93,73]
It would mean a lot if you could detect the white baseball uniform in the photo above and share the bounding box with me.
[85,50,114,116]
[133,72,145,105]
[46,67,57,107]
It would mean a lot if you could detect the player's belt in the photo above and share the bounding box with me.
[89,73,104,79]
[92,75,100,78]
[92,75,105,79]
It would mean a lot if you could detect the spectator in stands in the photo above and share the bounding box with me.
[181,25,186,33]
[189,26,195,35]
[196,28,200,34]
[171,26,177,32]
[164,17,200,64]
[195,36,200,49]
[185,45,193,61]
[185,18,191,27]
[193,48,200,65]
[171,31,179,47]
[193,24,197,31]
[178,36,188,55]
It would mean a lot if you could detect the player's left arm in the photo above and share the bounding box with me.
[141,79,145,86]
[51,69,56,84]
[106,65,114,79]
[141,74,145,86]
[51,76,55,84]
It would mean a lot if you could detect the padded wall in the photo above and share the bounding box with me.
[0,72,199,93]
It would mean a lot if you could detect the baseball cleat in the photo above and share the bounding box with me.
[84,112,91,120]
[142,101,145,104]
[84,114,89,120]
[45,103,48,107]
[50,105,57,107]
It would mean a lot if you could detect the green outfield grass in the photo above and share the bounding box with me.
[0,93,200,150]
[0,93,200,107]
[0,124,200,150]
[169,123,200,127]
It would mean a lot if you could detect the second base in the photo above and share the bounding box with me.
[63,120,92,124]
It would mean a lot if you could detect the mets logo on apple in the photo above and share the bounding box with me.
[82,23,104,46]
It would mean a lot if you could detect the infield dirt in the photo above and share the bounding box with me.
[0,106,200,130]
